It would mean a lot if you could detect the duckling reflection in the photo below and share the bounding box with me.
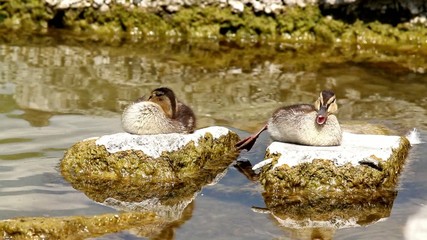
[122,87,196,135]
[236,90,342,151]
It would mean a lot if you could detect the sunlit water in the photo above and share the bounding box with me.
[0,38,427,240]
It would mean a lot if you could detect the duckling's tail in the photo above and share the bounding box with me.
[406,128,422,146]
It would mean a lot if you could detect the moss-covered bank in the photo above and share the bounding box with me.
[2,1,427,46]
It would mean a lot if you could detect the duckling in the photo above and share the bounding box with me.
[121,87,196,135]
[236,90,342,151]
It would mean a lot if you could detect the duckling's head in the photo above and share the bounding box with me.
[314,90,338,125]
[148,87,177,119]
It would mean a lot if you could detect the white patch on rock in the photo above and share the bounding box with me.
[95,126,230,158]
[252,158,273,170]
[229,0,244,12]
[93,0,104,7]
[99,4,110,11]
[56,0,91,9]
[45,0,61,6]
[251,0,264,12]
[254,130,419,169]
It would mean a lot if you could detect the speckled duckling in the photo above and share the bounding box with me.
[236,90,342,150]
[121,87,196,135]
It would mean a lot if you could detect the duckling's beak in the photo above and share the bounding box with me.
[316,106,328,125]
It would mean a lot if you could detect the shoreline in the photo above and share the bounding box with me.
[1,1,427,45]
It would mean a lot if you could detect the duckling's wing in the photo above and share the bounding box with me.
[175,101,196,133]
[272,104,315,118]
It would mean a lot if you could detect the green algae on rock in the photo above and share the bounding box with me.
[60,126,239,207]
[0,212,159,239]
[2,1,427,46]
[254,130,416,227]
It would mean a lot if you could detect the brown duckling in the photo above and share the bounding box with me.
[121,87,196,135]
[236,90,342,150]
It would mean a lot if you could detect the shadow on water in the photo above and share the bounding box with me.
[0,36,427,239]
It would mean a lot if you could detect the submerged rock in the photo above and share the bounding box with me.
[0,212,160,239]
[254,130,418,228]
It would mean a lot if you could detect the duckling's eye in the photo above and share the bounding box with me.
[154,92,164,97]
[326,97,336,105]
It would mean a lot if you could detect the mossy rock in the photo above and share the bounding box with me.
[60,126,239,210]
[3,1,427,46]
[256,131,413,226]
[0,212,162,239]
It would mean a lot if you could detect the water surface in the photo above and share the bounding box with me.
[0,38,426,239]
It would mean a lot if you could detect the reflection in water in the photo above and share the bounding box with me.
[280,227,335,240]
[133,201,195,240]
[265,190,397,239]
[0,39,427,239]
[1,41,427,132]
[20,109,53,127]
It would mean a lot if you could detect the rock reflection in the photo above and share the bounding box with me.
[248,185,397,240]
[20,109,53,127]
[121,200,195,240]
[264,189,396,232]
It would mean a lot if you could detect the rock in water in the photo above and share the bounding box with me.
[254,130,418,229]
[60,126,239,208]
